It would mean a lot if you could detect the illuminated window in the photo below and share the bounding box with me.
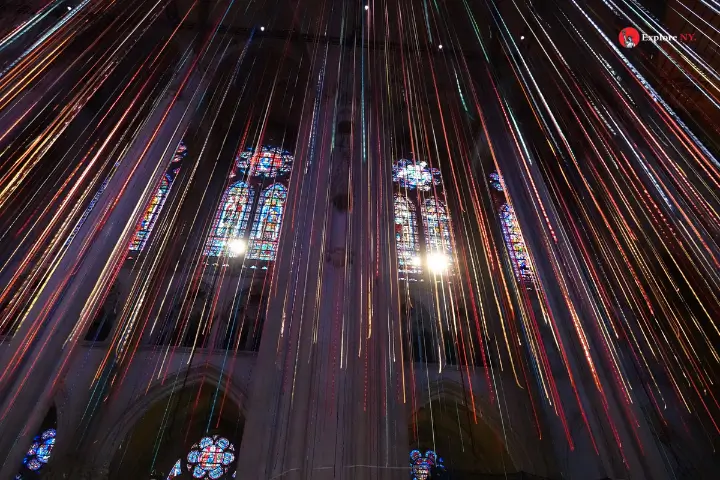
[235,146,293,178]
[204,182,255,257]
[391,158,454,276]
[421,199,452,255]
[167,459,182,479]
[129,141,187,252]
[392,159,441,191]
[394,194,422,274]
[499,203,533,280]
[165,436,236,479]
[489,172,503,192]
[205,145,294,263]
[20,429,56,474]
[248,184,287,260]
[185,436,235,479]
[410,449,445,479]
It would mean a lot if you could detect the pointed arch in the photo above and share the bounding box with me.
[421,198,452,254]
[248,183,287,260]
[204,181,255,257]
[394,193,422,274]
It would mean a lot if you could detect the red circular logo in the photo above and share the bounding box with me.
[619,27,640,48]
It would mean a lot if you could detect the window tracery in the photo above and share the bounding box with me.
[499,203,533,280]
[394,194,422,274]
[235,146,293,178]
[204,182,255,257]
[392,159,441,191]
[247,184,287,260]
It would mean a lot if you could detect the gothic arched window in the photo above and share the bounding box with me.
[204,181,255,257]
[165,436,236,479]
[129,141,187,252]
[19,428,56,475]
[248,184,287,260]
[489,172,533,281]
[204,146,294,263]
[421,199,452,255]
[392,158,453,277]
[499,203,533,281]
[394,194,422,274]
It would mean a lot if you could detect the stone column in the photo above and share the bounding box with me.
[0,46,222,478]
[235,45,406,479]
[497,133,671,480]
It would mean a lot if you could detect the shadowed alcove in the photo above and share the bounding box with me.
[109,382,244,479]
[411,400,516,478]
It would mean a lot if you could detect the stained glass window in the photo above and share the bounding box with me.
[129,141,187,252]
[21,428,56,473]
[421,199,452,254]
[410,449,445,479]
[392,159,441,191]
[129,173,175,251]
[236,146,294,178]
[489,172,503,192]
[186,435,235,479]
[167,459,182,479]
[394,194,422,274]
[499,203,533,280]
[248,184,287,260]
[204,181,255,257]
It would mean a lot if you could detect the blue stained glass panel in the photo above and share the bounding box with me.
[185,435,235,479]
[421,198,452,255]
[489,172,503,191]
[167,459,182,479]
[394,194,422,274]
[204,182,255,257]
[20,429,55,474]
[248,184,288,261]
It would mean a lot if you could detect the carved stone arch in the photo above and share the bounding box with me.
[410,378,539,476]
[94,364,247,477]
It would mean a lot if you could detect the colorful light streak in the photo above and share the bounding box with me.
[0,0,717,478]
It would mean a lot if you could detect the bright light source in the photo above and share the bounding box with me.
[364,5,369,10]
[427,252,450,274]
[67,5,72,10]
[438,44,443,50]
[520,35,525,40]
[260,26,265,31]
[228,239,246,257]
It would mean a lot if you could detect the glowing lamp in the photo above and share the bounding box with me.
[228,239,246,257]
[426,252,449,274]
